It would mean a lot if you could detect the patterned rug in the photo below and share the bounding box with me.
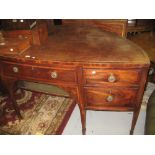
[0,89,75,135]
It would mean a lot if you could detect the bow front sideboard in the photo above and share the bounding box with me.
[0,26,150,134]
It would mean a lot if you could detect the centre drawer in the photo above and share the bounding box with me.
[84,87,138,107]
[2,62,77,83]
[31,66,77,83]
[83,69,141,86]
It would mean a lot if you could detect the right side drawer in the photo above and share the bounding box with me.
[84,87,138,108]
[83,69,141,86]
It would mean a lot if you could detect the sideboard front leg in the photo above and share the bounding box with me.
[81,109,86,135]
[78,90,86,134]
[78,103,86,135]
[130,108,140,135]
[2,78,22,119]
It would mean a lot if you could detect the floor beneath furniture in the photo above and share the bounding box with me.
[62,105,146,135]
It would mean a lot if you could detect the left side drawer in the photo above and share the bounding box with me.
[2,62,33,78]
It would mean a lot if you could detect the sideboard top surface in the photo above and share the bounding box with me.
[0,26,150,66]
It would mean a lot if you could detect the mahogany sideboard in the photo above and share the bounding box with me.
[0,26,150,134]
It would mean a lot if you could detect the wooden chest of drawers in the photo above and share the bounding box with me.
[0,25,150,134]
[83,67,141,110]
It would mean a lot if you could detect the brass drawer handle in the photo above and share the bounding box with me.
[106,95,114,102]
[51,71,58,79]
[108,73,116,82]
[13,66,19,73]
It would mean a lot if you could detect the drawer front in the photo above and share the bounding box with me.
[84,87,138,107]
[31,66,77,83]
[2,63,33,78]
[83,69,140,86]
[2,62,77,83]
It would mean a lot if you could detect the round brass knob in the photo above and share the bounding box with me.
[13,67,19,73]
[10,48,14,52]
[0,42,5,46]
[108,73,116,82]
[106,95,114,102]
[92,70,96,75]
[18,35,23,39]
[51,71,58,79]
[12,19,17,22]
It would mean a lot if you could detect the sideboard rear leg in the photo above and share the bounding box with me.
[9,85,23,119]
[1,78,22,119]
